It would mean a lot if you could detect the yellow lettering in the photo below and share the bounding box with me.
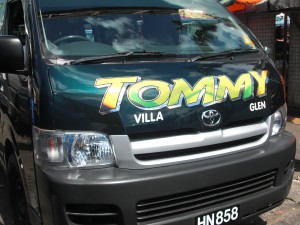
[168,77,215,108]
[249,70,268,97]
[127,80,171,109]
[94,77,140,114]
[216,73,253,102]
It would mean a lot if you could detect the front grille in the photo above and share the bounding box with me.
[136,170,276,223]
[135,134,264,161]
[66,204,123,225]
[129,128,198,141]
[128,120,269,168]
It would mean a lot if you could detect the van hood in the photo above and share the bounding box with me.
[48,59,284,135]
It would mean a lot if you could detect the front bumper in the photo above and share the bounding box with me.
[34,131,295,225]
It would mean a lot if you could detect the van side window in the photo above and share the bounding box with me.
[7,0,25,43]
[0,0,5,33]
[6,0,27,66]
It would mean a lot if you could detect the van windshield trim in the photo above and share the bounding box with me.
[40,8,180,18]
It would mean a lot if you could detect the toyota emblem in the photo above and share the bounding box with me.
[201,110,221,127]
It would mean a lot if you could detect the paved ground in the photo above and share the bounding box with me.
[238,121,300,225]
[0,122,299,225]
[258,122,300,225]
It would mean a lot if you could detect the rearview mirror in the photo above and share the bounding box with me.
[0,35,24,73]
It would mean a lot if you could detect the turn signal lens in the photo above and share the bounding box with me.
[271,104,287,136]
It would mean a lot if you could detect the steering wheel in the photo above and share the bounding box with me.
[53,35,91,45]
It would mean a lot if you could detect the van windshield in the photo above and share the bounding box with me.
[37,0,258,60]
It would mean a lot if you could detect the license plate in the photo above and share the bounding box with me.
[196,206,240,225]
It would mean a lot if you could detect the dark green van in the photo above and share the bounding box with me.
[0,0,296,225]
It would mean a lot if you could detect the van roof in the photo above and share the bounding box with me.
[38,0,213,13]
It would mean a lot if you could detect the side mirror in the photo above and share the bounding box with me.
[0,35,24,73]
[264,46,273,58]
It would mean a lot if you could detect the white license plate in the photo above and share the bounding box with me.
[196,206,240,225]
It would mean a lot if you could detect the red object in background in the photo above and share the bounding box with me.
[227,0,263,12]
[237,0,262,3]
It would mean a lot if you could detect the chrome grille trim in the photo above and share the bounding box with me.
[111,116,271,169]
[131,122,267,155]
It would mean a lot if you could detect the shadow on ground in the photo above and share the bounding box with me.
[237,216,266,225]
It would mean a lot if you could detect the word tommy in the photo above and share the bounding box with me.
[95,70,268,115]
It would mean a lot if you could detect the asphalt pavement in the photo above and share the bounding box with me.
[259,121,300,225]
[0,122,299,225]
[238,121,300,225]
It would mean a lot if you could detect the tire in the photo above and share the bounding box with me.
[7,154,30,225]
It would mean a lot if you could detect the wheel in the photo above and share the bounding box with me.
[7,154,30,225]
[53,35,91,45]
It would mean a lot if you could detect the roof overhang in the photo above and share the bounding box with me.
[219,0,300,12]
[269,0,300,10]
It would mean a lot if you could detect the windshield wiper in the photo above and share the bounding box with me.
[67,50,178,65]
[188,48,259,62]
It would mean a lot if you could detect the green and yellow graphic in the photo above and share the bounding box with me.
[95,70,268,115]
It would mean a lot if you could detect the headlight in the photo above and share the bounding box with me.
[271,104,287,136]
[33,127,116,169]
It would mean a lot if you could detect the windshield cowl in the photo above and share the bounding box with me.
[188,48,260,62]
[66,51,178,65]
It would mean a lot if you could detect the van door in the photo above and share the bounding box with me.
[1,1,35,224]
[0,0,7,184]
